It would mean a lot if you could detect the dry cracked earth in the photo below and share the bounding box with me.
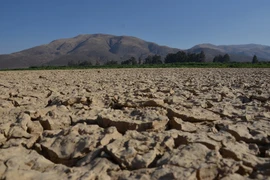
[0,68,270,180]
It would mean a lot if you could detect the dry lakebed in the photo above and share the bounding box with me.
[0,68,270,180]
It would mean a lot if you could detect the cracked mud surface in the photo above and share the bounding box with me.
[0,68,270,180]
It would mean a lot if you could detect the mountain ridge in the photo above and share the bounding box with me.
[0,34,269,69]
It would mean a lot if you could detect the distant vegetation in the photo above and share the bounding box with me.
[67,60,92,66]
[213,54,231,63]
[2,50,269,71]
[105,60,118,65]
[121,57,138,65]
[10,62,270,71]
[165,51,206,63]
[144,55,163,64]
[252,55,259,64]
[61,47,264,67]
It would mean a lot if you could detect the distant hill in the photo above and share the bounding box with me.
[0,34,269,69]
[189,43,270,62]
[0,34,180,69]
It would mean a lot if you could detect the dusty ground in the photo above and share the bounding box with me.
[0,68,270,180]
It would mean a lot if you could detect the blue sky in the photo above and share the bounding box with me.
[0,0,269,54]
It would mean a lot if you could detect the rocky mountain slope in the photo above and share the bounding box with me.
[0,68,269,179]
[0,34,270,69]
[190,44,270,62]
[0,34,180,69]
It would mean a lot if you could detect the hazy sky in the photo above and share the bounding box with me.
[0,0,269,54]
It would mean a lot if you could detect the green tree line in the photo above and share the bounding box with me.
[67,51,261,67]
[165,51,206,63]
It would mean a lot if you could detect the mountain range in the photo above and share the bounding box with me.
[0,34,270,69]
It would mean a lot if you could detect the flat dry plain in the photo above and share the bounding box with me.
[0,68,270,180]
